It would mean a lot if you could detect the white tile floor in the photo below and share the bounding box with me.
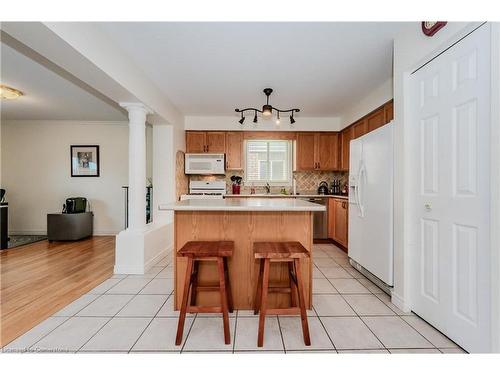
[2,244,466,354]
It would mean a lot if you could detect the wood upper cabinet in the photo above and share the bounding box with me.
[225,132,243,170]
[328,198,348,248]
[296,132,317,170]
[317,133,338,170]
[206,131,226,153]
[352,119,367,139]
[186,131,207,153]
[340,127,353,171]
[186,131,226,153]
[366,108,385,133]
[296,132,339,171]
[384,100,394,122]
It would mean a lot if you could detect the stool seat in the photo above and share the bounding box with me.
[178,241,234,257]
[254,241,309,259]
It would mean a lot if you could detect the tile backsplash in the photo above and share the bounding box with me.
[191,170,348,194]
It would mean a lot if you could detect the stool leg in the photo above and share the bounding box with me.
[217,257,231,345]
[253,259,264,315]
[223,257,234,313]
[288,261,298,307]
[176,257,194,346]
[189,261,199,307]
[257,258,270,347]
[294,259,311,346]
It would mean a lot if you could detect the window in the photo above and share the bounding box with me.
[245,140,292,185]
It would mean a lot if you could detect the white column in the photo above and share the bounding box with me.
[121,103,151,230]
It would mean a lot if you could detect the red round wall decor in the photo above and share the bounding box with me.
[422,22,447,36]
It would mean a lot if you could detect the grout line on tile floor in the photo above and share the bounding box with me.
[128,290,174,353]
[276,316,287,354]
[19,316,71,352]
[334,283,389,351]
[76,274,170,352]
[313,305,338,353]
[179,314,198,353]
[232,310,238,353]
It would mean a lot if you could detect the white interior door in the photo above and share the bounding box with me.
[410,24,491,352]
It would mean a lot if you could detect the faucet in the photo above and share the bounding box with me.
[265,182,271,194]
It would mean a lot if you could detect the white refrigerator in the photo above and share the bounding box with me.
[348,122,393,286]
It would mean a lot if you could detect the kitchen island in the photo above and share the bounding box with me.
[159,198,325,310]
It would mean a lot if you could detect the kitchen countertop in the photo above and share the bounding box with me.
[159,198,327,212]
[224,193,349,199]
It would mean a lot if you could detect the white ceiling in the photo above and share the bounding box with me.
[97,22,404,117]
[1,42,127,121]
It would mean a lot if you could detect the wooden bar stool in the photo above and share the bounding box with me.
[253,241,311,347]
[175,241,234,346]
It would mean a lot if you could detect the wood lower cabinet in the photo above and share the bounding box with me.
[225,131,243,169]
[328,198,348,248]
[296,132,339,171]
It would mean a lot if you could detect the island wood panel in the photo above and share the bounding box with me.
[174,211,313,310]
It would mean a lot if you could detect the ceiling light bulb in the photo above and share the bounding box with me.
[0,84,23,100]
[262,104,272,117]
[239,116,245,125]
[289,115,296,124]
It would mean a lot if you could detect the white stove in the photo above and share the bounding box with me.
[180,180,226,200]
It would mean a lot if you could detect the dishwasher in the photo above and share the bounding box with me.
[299,197,328,239]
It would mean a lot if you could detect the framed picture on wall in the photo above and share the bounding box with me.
[70,145,100,177]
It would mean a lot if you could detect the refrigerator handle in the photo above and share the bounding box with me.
[357,162,366,217]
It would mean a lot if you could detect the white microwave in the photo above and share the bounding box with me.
[184,153,225,175]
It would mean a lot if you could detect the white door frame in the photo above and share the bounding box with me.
[402,22,500,352]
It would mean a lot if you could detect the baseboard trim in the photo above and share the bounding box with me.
[391,292,411,313]
[144,244,173,272]
[113,244,173,275]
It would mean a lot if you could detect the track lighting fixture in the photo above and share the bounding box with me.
[235,88,300,126]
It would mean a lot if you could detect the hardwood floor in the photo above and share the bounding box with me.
[0,236,115,347]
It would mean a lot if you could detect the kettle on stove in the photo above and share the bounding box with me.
[317,181,329,195]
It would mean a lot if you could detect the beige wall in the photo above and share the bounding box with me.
[1,120,129,235]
